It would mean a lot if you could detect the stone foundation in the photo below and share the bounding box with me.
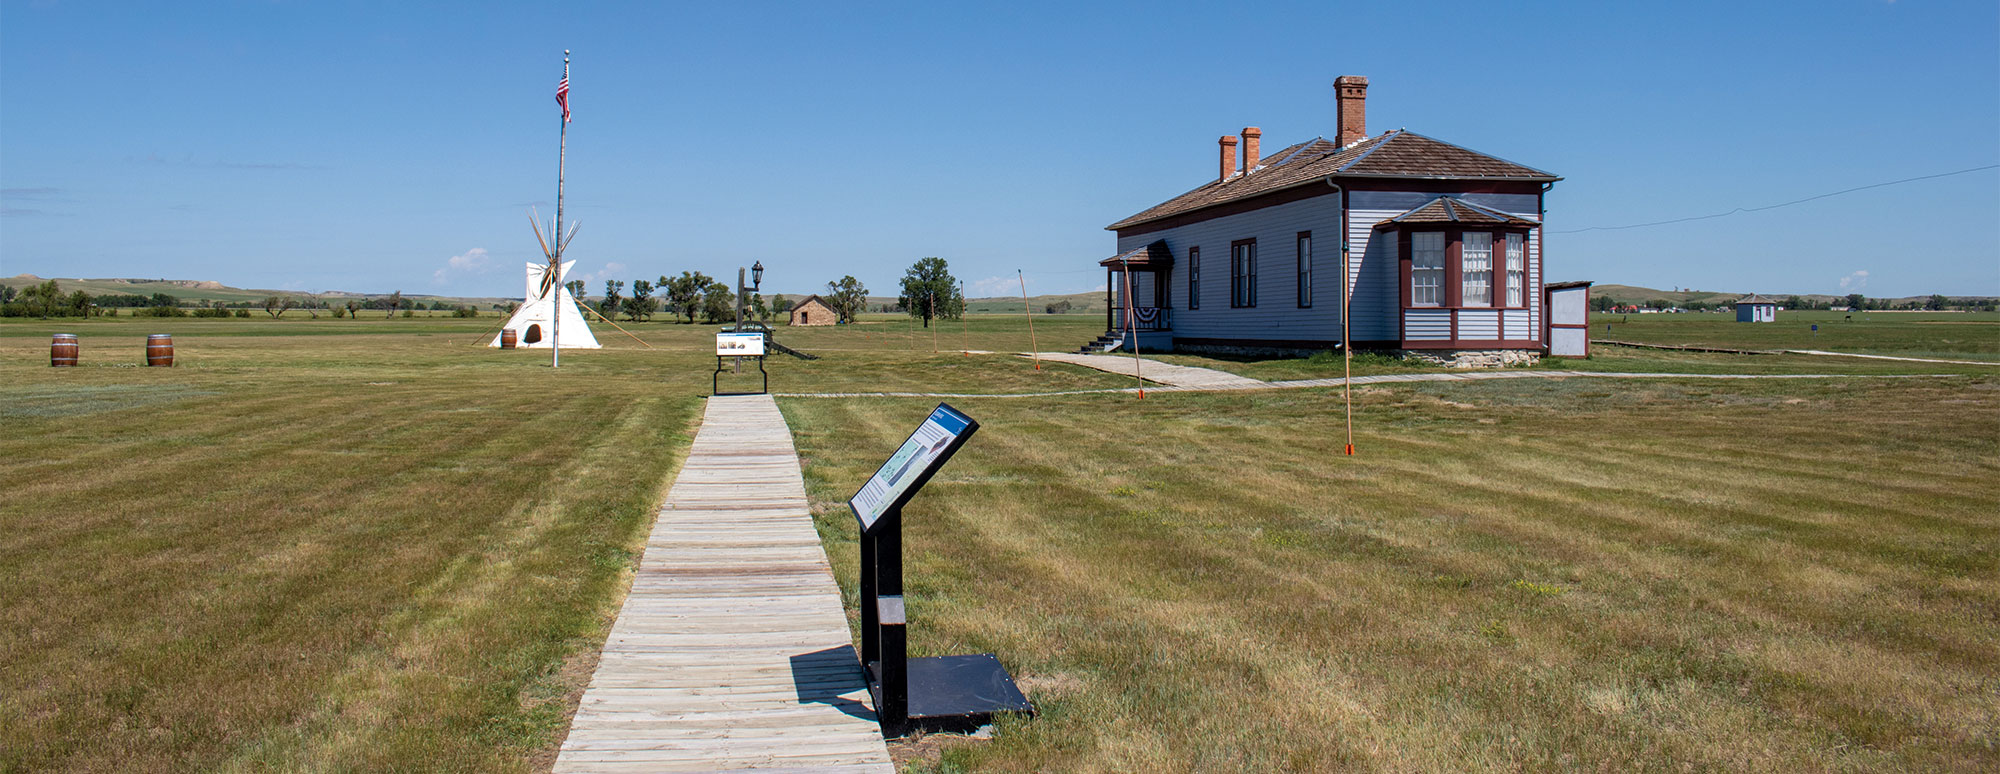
[1398,349,1541,369]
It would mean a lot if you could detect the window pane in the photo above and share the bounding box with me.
[1297,235,1311,307]
[1506,234,1524,306]
[1463,232,1492,306]
[1189,248,1199,309]
[1412,232,1444,306]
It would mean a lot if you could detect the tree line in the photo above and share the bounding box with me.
[1,257,999,323]
[561,256,971,327]
[0,281,497,319]
[1588,292,1994,313]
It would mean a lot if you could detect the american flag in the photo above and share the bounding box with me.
[555,67,570,123]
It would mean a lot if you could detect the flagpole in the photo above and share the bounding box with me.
[551,50,569,369]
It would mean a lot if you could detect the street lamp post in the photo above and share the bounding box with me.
[734,260,764,373]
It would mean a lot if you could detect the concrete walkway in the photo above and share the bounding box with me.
[1023,352,1269,388]
[555,395,893,774]
[1784,349,2000,365]
[776,369,1949,400]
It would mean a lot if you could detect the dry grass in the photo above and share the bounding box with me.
[0,314,1125,772]
[783,376,2000,772]
[6,312,1996,772]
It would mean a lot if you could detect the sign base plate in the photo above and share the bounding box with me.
[869,653,1033,735]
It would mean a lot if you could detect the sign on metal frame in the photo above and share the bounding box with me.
[847,403,1032,736]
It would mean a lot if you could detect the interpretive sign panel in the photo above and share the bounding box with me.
[716,332,765,356]
[849,403,977,532]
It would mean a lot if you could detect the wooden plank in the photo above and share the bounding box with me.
[554,395,892,774]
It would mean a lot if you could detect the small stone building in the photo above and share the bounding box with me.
[1734,294,1777,323]
[788,294,838,326]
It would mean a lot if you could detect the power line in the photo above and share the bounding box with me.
[1554,165,1999,234]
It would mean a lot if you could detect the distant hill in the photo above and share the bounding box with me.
[2,275,513,308]
[1594,284,1996,307]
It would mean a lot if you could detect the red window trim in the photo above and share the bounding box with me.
[1296,231,1313,309]
[1188,246,1200,310]
[1230,238,1258,308]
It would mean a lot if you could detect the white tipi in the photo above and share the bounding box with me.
[490,259,600,349]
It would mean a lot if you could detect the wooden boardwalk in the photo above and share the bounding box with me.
[554,395,892,774]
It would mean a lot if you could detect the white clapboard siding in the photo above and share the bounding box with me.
[1348,211,1401,342]
[1503,309,1532,339]
[1405,309,1452,340]
[1117,190,1344,343]
[1459,310,1500,339]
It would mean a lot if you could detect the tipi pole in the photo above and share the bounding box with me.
[1019,270,1040,370]
[550,50,570,369]
[577,299,656,349]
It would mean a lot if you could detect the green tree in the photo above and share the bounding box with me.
[1845,293,1865,310]
[771,294,792,315]
[751,293,769,322]
[24,280,65,318]
[600,280,624,319]
[1926,294,1950,311]
[345,300,360,319]
[565,279,587,304]
[897,257,961,328]
[624,279,657,322]
[700,281,734,323]
[662,271,713,323]
[263,296,294,318]
[824,275,868,324]
[384,290,404,318]
[0,284,13,304]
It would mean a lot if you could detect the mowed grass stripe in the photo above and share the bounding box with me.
[0,335,703,772]
[783,376,1999,772]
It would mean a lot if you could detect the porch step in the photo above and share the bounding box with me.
[1077,332,1124,355]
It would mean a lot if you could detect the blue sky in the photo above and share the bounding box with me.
[2,0,1994,299]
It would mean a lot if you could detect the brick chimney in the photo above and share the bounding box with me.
[1218,134,1239,181]
[1335,75,1369,146]
[1241,127,1261,171]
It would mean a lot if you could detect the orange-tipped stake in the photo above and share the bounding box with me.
[1019,270,1041,370]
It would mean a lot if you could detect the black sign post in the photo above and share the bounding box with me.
[850,403,1033,737]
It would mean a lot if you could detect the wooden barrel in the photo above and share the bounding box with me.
[146,334,174,367]
[500,328,518,349]
[50,333,78,367]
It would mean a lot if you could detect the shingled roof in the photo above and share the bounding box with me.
[1376,196,1540,228]
[1107,130,1559,231]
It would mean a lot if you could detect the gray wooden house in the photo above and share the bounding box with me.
[1098,76,1563,366]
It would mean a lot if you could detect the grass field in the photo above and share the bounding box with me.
[0,315,1116,773]
[1590,310,2000,361]
[3,311,1995,772]
[785,377,2000,772]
